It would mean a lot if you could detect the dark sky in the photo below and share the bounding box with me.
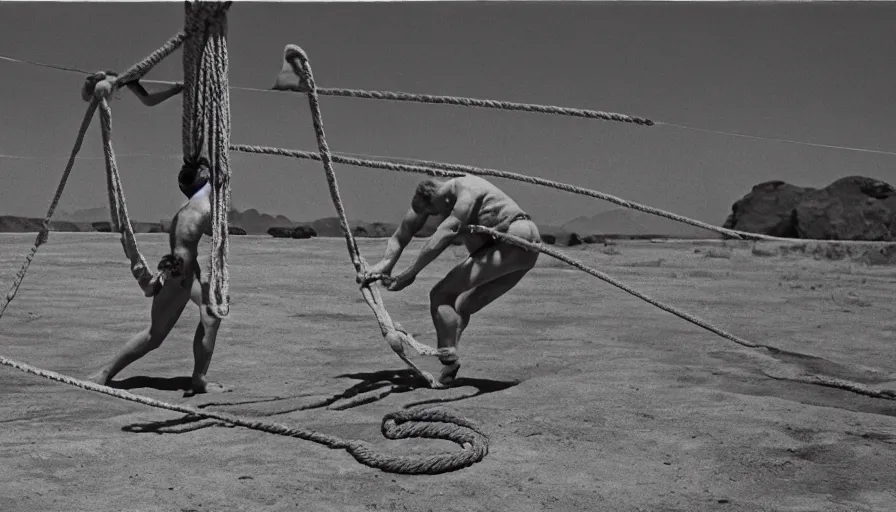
[1,1,894,226]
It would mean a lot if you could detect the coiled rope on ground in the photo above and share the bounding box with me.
[0,355,488,475]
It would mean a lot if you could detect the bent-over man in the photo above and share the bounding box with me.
[364,175,541,385]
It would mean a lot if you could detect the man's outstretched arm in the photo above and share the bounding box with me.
[366,208,428,277]
[125,80,184,107]
[392,194,474,286]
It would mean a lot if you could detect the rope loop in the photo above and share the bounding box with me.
[274,44,313,93]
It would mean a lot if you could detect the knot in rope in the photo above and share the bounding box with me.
[81,70,119,102]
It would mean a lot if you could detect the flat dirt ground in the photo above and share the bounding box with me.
[1,233,895,512]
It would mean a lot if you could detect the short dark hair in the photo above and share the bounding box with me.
[178,157,211,199]
[411,179,442,213]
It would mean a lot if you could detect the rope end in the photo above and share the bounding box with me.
[272,44,311,93]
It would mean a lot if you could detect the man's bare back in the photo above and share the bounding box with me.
[364,175,541,385]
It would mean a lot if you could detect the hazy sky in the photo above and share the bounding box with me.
[1,1,894,226]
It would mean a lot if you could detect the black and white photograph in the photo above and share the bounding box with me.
[1,1,895,510]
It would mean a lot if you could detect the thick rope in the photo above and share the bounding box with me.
[281,45,452,390]
[461,225,896,400]
[8,51,896,158]
[0,100,99,319]
[230,144,896,247]
[0,355,488,474]
[97,98,155,293]
[2,27,191,318]
[313,87,655,126]
[116,32,188,87]
[182,1,232,318]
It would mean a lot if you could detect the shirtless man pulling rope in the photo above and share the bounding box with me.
[88,158,225,397]
[363,175,541,385]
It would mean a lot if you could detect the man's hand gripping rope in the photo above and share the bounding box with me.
[358,271,415,292]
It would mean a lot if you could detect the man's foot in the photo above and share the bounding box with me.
[86,371,109,386]
[184,379,229,398]
[439,362,461,386]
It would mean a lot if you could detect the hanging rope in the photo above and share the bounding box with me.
[279,45,450,388]
[96,97,155,293]
[182,1,233,319]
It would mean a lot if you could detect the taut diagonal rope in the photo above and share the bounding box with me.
[0,100,98,319]
[463,225,896,401]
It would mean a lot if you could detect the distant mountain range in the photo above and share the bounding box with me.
[1,206,721,239]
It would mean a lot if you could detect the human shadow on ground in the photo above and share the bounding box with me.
[109,375,193,392]
[120,368,519,435]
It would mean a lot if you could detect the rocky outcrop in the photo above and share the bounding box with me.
[724,176,896,241]
[723,180,814,237]
[793,177,896,241]
[292,225,317,239]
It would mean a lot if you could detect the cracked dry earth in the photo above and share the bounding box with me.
[1,233,895,511]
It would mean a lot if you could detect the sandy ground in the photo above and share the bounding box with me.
[1,233,895,512]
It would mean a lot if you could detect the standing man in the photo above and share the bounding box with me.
[88,158,225,397]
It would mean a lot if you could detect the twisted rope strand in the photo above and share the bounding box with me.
[97,98,154,290]
[230,144,896,247]
[0,100,99,319]
[115,32,188,87]
[314,87,654,126]
[464,225,896,400]
[0,355,488,474]
[4,52,896,157]
[182,2,232,318]
[284,46,446,381]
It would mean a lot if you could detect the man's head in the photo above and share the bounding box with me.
[411,178,447,215]
[178,157,211,199]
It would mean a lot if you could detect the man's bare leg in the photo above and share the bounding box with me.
[87,278,192,385]
[183,279,225,397]
[430,246,538,384]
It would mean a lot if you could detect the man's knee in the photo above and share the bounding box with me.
[143,329,166,350]
[200,310,222,331]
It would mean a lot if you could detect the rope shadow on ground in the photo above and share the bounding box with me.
[119,368,519,435]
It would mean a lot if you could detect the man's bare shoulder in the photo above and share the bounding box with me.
[450,175,495,199]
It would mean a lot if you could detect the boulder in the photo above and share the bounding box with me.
[725,176,896,241]
[541,234,557,245]
[228,226,247,235]
[267,226,294,238]
[793,176,896,241]
[292,225,317,239]
[91,221,113,233]
[567,233,582,247]
[723,180,813,237]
